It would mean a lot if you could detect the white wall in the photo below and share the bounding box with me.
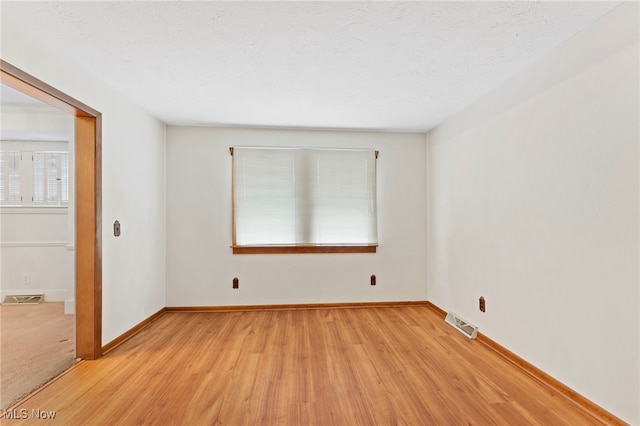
[1,14,167,345]
[427,3,639,424]
[0,208,73,304]
[166,127,427,306]
[0,109,75,304]
[0,244,73,302]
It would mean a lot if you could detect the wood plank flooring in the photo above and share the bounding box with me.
[1,306,602,425]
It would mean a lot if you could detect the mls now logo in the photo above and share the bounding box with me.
[2,408,57,420]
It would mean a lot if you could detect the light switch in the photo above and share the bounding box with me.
[114,220,121,237]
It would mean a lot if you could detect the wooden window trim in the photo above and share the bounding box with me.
[232,244,377,254]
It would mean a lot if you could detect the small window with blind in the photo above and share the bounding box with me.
[231,146,378,254]
[0,149,69,207]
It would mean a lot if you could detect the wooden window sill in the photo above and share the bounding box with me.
[232,245,377,254]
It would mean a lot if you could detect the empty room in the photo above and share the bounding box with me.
[1,1,638,425]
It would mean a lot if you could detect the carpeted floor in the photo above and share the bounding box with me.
[0,302,76,409]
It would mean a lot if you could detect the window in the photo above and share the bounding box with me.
[0,149,69,207]
[0,152,21,205]
[232,146,378,254]
[33,151,69,205]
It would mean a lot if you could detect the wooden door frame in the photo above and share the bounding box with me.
[1,60,103,360]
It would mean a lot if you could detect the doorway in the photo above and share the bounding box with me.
[1,60,102,362]
[0,84,77,408]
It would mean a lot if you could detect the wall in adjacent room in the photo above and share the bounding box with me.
[0,108,75,305]
[166,126,427,306]
[427,3,639,423]
[2,14,167,345]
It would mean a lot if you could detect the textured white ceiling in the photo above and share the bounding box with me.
[1,1,623,132]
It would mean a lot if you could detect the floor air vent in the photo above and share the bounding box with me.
[2,294,45,305]
[445,311,478,339]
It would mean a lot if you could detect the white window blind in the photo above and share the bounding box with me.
[232,147,378,247]
[33,151,69,206]
[0,152,21,205]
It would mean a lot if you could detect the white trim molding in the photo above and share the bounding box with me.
[0,241,68,248]
[0,207,68,214]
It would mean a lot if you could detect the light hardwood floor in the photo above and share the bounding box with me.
[2,306,602,425]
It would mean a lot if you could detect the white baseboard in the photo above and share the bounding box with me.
[64,298,75,314]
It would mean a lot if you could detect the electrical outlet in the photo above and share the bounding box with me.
[479,296,486,313]
[233,277,239,289]
[370,274,376,286]
[22,273,30,285]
